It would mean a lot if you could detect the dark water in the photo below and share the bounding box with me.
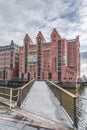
[67,86,87,130]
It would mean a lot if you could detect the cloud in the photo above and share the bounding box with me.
[0,0,87,52]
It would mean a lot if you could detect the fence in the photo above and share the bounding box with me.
[0,80,34,109]
[46,80,78,129]
[0,86,19,109]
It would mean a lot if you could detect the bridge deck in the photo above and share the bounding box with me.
[21,81,73,128]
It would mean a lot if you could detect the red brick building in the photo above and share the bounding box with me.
[0,40,20,80]
[19,28,80,84]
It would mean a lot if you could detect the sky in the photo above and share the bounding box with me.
[0,0,87,52]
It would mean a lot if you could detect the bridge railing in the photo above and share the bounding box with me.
[0,86,19,109]
[18,80,34,106]
[46,80,78,129]
[0,80,34,108]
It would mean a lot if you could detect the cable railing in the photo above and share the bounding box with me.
[46,80,78,129]
[0,80,34,109]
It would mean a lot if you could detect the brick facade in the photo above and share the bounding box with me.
[19,28,80,83]
[0,29,80,82]
[0,40,20,80]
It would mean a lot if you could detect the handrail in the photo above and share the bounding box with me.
[0,80,34,108]
[0,92,10,97]
[47,80,77,98]
[17,80,34,106]
[46,80,78,129]
[0,86,19,90]
[20,80,34,90]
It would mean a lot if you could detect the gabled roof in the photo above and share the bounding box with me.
[51,28,61,38]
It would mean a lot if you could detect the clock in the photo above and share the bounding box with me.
[25,40,28,44]
[53,36,56,41]
[38,38,41,42]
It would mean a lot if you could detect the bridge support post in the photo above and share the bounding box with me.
[10,88,12,110]
[73,97,78,129]
[17,89,22,106]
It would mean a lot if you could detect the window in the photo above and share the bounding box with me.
[53,57,56,72]
[64,77,66,80]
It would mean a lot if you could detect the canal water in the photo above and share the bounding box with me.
[67,86,87,130]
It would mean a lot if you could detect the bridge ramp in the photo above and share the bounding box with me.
[21,81,73,128]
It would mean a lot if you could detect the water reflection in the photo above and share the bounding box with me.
[67,86,87,130]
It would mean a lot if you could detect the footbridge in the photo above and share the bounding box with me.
[0,80,78,130]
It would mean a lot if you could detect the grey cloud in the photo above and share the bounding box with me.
[0,0,86,52]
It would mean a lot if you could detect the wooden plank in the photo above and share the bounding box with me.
[20,80,34,90]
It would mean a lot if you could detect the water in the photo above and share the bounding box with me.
[67,86,87,130]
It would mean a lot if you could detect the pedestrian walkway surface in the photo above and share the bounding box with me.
[21,81,73,128]
[0,103,48,130]
[0,96,16,107]
[0,103,71,130]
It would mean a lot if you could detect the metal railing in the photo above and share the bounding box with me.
[0,86,19,109]
[18,80,34,106]
[46,80,78,129]
[0,80,34,109]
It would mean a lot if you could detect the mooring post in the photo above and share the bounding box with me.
[73,97,78,129]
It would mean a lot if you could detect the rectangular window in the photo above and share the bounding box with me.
[52,57,56,72]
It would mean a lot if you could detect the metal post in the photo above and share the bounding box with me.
[54,87,56,97]
[17,89,22,106]
[17,89,20,101]
[60,91,62,106]
[10,88,12,110]
[73,97,78,128]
